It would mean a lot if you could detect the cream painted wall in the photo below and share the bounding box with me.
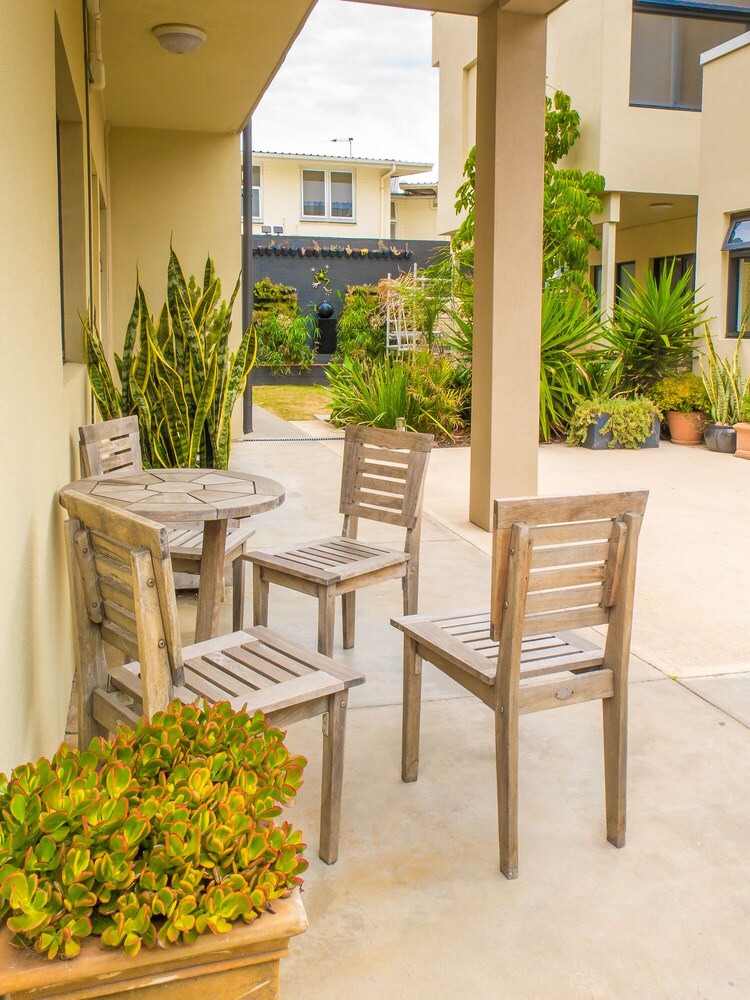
[589,215,697,286]
[393,195,439,241]
[432,12,477,236]
[0,0,98,772]
[252,157,391,239]
[696,38,750,368]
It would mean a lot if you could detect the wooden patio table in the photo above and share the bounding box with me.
[60,468,284,642]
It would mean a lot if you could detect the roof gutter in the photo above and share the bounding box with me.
[380,164,397,240]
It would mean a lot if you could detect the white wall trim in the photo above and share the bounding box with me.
[701,30,750,67]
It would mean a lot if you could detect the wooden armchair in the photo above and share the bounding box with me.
[63,490,364,864]
[392,491,648,878]
[79,417,255,610]
[239,425,433,656]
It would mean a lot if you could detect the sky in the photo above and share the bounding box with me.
[252,0,439,178]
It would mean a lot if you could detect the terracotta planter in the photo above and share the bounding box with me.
[734,422,750,459]
[0,891,307,1000]
[703,423,737,453]
[665,410,708,446]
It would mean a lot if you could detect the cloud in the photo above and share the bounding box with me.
[252,0,439,174]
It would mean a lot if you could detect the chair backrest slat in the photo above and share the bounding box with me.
[63,492,184,707]
[339,425,433,534]
[79,416,142,478]
[492,491,648,653]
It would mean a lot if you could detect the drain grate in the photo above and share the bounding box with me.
[244,435,345,443]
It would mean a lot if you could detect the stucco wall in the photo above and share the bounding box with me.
[0,0,98,771]
[696,37,750,367]
[252,157,390,239]
[589,215,698,286]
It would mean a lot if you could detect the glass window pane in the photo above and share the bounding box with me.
[330,171,353,218]
[726,219,750,249]
[302,170,325,217]
[252,165,260,187]
[616,261,637,303]
[738,259,750,332]
[251,188,260,219]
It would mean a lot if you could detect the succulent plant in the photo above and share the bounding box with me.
[0,701,307,960]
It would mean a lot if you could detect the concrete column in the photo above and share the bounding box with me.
[600,192,620,318]
[469,7,547,530]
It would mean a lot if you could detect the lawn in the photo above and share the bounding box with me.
[252,384,332,422]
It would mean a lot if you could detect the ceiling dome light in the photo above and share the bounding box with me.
[152,24,207,55]
[650,201,674,212]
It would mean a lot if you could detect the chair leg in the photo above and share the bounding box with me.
[602,691,628,848]
[342,591,355,649]
[232,555,246,631]
[319,691,348,865]
[252,565,269,627]
[401,636,422,783]
[403,566,418,616]
[495,702,520,880]
[317,586,335,657]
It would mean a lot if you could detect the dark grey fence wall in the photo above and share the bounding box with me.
[252,237,448,315]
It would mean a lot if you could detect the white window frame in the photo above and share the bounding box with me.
[252,164,262,222]
[300,167,356,223]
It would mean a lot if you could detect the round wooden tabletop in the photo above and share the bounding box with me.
[60,468,285,522]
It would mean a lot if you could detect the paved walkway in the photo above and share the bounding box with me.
[188,410,750,999]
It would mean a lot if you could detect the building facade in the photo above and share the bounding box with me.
[251,151,439,241]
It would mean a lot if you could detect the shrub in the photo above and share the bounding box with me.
[649,373,710,414]
[539,287,607,441]
[335,285,385,360]
[253,277,297,322]
[0,701,307,961]
[84,248,255,470]
[567,396,661,449]
[327,352,468,439]
[604,263,708,393]
[255,313,316,375]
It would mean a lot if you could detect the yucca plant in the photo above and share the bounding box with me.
[699,329,749,425]
[539,286,608,442]
[604,262,708,394]
[0,701,307,961]
[83,248,256,469]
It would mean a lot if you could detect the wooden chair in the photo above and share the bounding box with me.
[63,490,365,864]
[79,416,255,616]
[239,425,433,656]
[392,490,648,879]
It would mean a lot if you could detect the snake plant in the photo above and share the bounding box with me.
[83,248,256,469]
[699,329,749,425]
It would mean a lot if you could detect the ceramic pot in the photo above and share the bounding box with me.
[703,423,737,453]
[666,410,708,446]
[733,422,750,459]
[580,413,660,450]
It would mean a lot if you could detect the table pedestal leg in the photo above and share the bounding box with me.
[195,519,228,642]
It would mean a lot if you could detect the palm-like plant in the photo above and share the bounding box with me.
[83,248,256,469]
[604,263,708,394]
[539,287,607,442]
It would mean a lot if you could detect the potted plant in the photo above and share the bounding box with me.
[0,701,308,999]
[567,396,661,450]
[649,373,710,445]
[699,331,749,453]
[734,390,750,459]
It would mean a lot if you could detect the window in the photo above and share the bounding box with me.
[252,165,261,221]
[591,265,603,312]
[653,253,696,289]
[616,261,637,303]
[301,169,354,221]
[629,4,750,111]
[390,200,398,240]
[724,215,750,335]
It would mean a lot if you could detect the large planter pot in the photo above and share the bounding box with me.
[580,413,660,450]
[734,422,750,459]
[665,410,708,446]
[703,423,737,453]
[0,891,307,1000]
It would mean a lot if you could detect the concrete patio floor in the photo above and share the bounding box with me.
[180,408,750,999]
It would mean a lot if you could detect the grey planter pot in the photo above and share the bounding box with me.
[703,423,737,453]
[580,413,660,450]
